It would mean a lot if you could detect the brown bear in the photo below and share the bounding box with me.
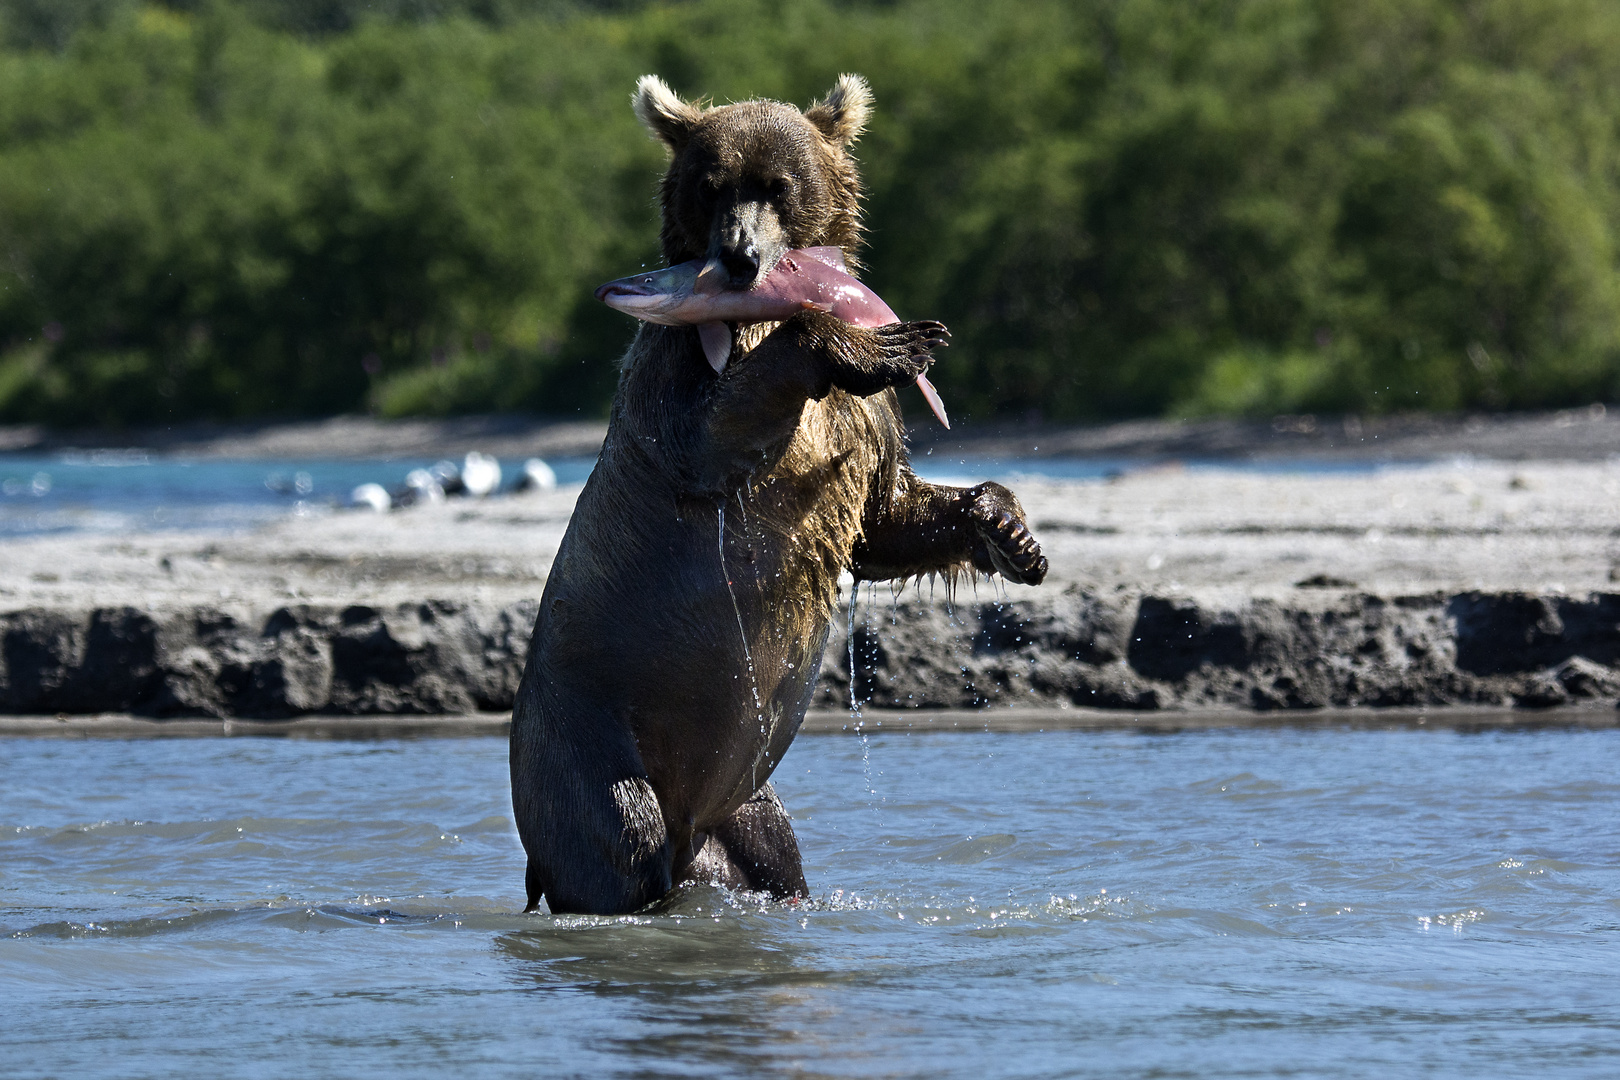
[509,74,1047,915]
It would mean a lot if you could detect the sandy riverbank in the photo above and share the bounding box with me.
[2,401,1618,462]
[1,411,1617,717]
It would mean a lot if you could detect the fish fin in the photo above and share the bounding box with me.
[694,258,727,297]
[698,322,732,373]
[916,373,950,429]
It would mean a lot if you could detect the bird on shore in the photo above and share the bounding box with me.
[350,482,391,513]
[515,458,557,492]
[461,452,502,497]
[349,451,518,511]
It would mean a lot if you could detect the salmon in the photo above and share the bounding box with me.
[596,247,949,427]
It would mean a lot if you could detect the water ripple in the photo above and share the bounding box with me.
[1,728,1617,1076]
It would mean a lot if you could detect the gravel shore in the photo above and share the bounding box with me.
[1,410,1617,719]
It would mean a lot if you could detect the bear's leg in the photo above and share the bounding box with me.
[680,782,808,900]
[852,468,1048,586]
[513,698,677,915]
[521,771,675,915]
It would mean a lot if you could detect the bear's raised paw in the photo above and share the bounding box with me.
[825,319,949,397]
[875,319,950,366]
[968,482,1048,586]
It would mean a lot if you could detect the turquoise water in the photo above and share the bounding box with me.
[3,727,1617,1077]
[0,454,599,536]
[0,452,1393,537]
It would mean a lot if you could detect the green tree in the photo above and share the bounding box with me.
[1,0,1618,426]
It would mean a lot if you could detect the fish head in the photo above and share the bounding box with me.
[593,264,700,325]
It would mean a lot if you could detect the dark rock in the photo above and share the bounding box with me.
[1127,596,1250,681]
[1450,592,1620,674]
[239,607,335,717]
[1514,674,1570,709]
[1451,593,1567,674]
[329,602,501,714]
[1296,574,1357,589]
[1555,595,1620,667]
[0,608,167,713]
[2,590,1617,717]
[1554,656,1620,700]
[1063,661,1162,710]
[0,601,540,718]
[974,585,1131,665]
[1,609,84,712]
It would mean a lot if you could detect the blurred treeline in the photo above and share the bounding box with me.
[2,0,1619,426]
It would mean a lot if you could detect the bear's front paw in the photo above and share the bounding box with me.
[968,483,1048,586]
[876,319,949,367]
[831,320,949,397]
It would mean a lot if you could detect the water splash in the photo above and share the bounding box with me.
[717,503,766,786]
[846,580,880,811]
[847,577,860,725]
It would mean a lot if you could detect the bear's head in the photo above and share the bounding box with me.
[633,74,871,290]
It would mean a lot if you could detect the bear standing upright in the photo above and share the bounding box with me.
[509,75,1047,915]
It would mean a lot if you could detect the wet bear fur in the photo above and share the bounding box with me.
[510,75,1047,915]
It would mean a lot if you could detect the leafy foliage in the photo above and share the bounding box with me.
[0,0,1617,425]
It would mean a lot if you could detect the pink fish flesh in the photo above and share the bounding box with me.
[595,248,949,428]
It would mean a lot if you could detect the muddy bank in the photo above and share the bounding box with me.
[2,586,1616,718]
[2,446,1618,719]
[827,587,1620,712]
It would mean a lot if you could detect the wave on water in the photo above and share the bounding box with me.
[10,902,533,941]
[4,732,1619,1076]
[6,879,1167,944]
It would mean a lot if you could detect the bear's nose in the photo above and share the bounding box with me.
[720,248,760,289]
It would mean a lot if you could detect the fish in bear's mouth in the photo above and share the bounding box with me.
[596,247,949,428]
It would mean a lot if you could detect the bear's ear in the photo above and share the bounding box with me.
[633,75,703,152]
[804,74,872,148]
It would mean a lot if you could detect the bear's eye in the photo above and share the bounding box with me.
[686,177,720,214]
[766,176,792,200]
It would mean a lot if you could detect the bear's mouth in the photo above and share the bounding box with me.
[693,257,747,296]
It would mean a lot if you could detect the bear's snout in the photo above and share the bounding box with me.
[719,247,760,288]
[711,200,788,290]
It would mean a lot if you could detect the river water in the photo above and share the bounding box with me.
[0,452,1393,537]
[0,455,600,536]
[3,726,1616,1077]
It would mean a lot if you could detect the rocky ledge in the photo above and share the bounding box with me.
[4,443,1617,721]
[2,587,1615,718]
[830,587,1620,712]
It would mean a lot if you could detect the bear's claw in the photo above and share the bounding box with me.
[865,320,948,387]
[877,320,949,364]
[969,485,1048,586]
